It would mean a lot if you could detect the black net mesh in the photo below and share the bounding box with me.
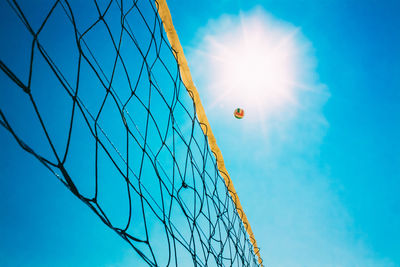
[0,0,259,266]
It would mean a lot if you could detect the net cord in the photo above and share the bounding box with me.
[155,1,263,265]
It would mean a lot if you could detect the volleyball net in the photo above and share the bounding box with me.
[0,0,263,266]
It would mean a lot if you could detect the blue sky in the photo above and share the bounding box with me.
[1,0,399,266]
[171,0,400,265]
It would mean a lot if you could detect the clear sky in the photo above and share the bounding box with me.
[1,0,399,267]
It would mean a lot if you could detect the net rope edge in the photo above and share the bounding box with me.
[154,1,264,265]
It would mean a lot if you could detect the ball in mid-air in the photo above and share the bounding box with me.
[234,108,244,119]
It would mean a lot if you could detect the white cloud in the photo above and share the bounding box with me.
[187,8,394,267]
[188,8,318,128]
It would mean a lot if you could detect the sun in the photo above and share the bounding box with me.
[190,9,306,122]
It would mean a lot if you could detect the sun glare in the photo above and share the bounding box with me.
[191,10,307,122]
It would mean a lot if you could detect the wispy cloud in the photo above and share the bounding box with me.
[187,7,394,267]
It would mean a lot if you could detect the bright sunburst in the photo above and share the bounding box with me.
[190,9,312,122]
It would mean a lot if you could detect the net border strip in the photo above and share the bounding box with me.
[155,1,263,265]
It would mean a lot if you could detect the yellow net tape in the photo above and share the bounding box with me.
[155,1,263,265]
